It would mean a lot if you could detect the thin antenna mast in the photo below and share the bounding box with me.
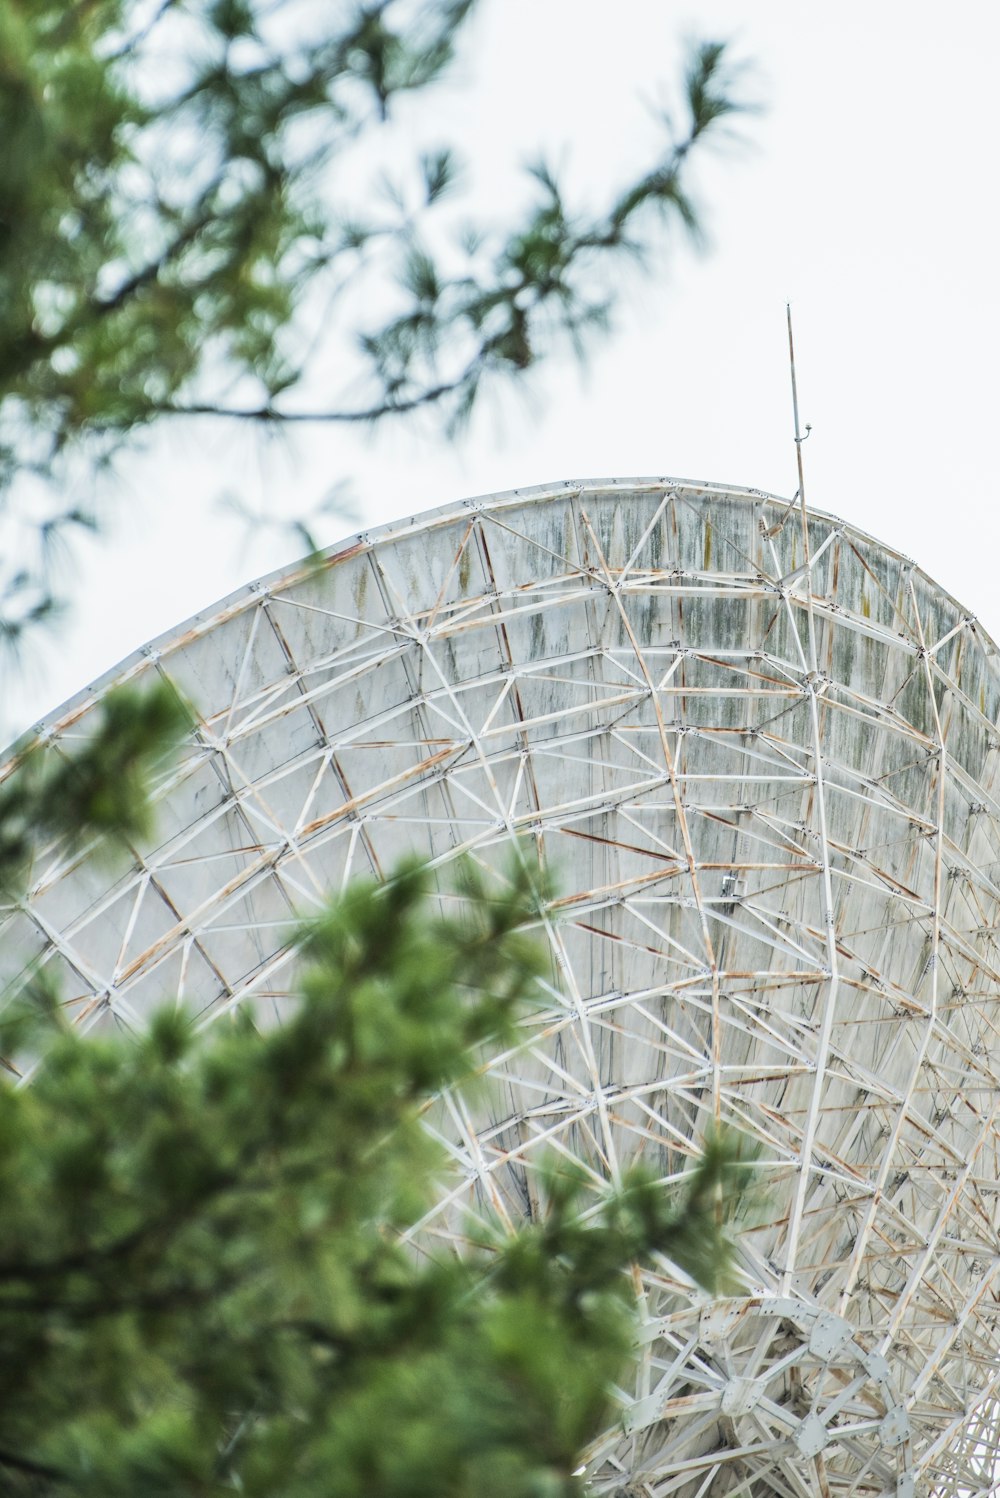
[761,305,812,540]
[786,301,812,557]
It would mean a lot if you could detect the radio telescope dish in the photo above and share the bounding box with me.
[4,477,1000,1498]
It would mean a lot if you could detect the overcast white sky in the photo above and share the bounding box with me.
[5,1,999,741]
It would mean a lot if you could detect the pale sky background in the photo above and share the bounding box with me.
[5,1,999,741]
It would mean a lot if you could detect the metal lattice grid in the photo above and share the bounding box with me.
[4,476,1000,1498]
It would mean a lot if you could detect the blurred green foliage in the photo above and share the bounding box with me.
[0,0,750,642]
[0,681,192,897]
[0,860,754,1496]
[0,683,191,898]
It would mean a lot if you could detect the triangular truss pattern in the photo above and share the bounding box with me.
[4,477,1000,1498]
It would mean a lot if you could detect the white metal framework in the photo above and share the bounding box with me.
[4,477,1000,1498]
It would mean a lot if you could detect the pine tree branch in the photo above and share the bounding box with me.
[152,369,474,425]
[0,1445,68,1483]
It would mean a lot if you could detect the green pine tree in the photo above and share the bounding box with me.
[0,861,754,1497]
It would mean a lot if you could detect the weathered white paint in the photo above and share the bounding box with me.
[5,477,1000,1498]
